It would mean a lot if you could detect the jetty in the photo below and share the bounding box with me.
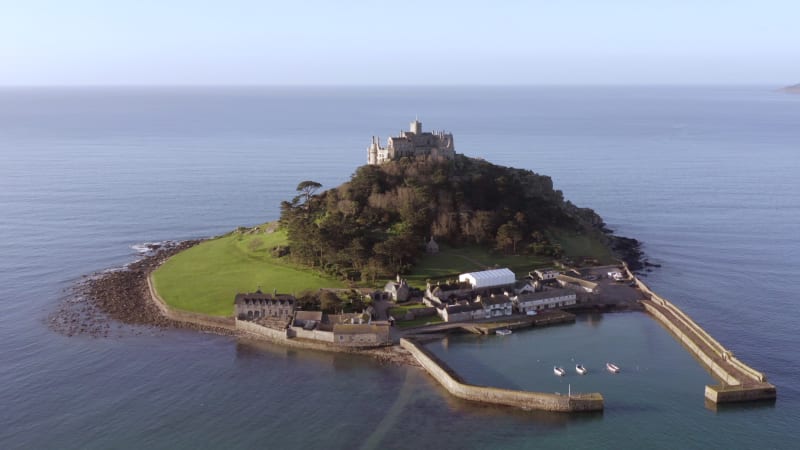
[401,337,603,413]
[626,266,777,404]
[403,310,575,336]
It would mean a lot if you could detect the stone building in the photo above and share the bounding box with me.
[384,275,410,302]
[512,288,577,313]
[478,294,514,318]
[234,290,295,321]
[426,237,440,254]
[441,302,485,322]
[367,119,455,165]
[534,269,561,281]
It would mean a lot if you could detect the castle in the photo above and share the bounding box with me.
[367,119,455,165]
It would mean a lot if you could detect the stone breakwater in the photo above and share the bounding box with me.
[624,264,777,404]
[401,338,604,413]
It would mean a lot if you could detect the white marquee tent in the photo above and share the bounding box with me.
[458,268,516,289]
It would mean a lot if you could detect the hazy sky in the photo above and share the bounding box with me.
[2,0,798,85]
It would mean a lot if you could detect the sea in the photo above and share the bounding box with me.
[0,86,797,449]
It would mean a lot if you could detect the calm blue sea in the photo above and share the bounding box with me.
[0,86,798,449]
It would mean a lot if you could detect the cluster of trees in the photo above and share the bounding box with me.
[295,289,369,314]
[279,155,605,281]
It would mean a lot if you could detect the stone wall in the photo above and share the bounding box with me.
[641,301,740,385]
[705,384,777,403]
[291,327,335,342]
[622,263,775,403]
[400,338,603,413]
[625,265,768,384]
[236,319,289,340]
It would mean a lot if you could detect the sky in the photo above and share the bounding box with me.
[1,0,798,86]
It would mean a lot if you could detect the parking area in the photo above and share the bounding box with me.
[578,265,644,307]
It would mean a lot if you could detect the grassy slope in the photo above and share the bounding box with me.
[405,244,551,288]
[406,229,613,288]
[152,224,612,315]
[152,226,344,316]
[548,229,615,264]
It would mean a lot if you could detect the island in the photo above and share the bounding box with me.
[77,119,775,412]
[781,83,800,93]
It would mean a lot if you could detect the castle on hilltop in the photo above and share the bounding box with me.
[367,119,455,165]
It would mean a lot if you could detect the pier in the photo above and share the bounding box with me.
[627,267,777,404]
[403,310,576,336]
[400,337,603,413]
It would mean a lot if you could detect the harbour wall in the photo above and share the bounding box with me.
[623,264,776,403]
[236,319,289,340]
[640,301,740,385]
[400,338,603,413]
[704,384,777,404]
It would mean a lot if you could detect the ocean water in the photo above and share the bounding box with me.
[0,86,798,449]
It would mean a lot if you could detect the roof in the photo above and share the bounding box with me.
[294,311,323,322]
[234,292,295,305]
[480,295,512,306]
[516,288,576,302]
[445,303,483,314]
[333,323,389,335]
[459,268,516,288]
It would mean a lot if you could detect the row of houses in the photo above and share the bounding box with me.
[423,268,582,322]
[234,290,390,347]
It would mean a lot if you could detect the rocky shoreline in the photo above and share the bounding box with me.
[52,239,418,366]
[50,239,235,337]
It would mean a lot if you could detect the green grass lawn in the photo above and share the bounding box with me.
[152,224,344,316]
[152,222,613,316]
[548,228,615,265]
[388,303,429,318]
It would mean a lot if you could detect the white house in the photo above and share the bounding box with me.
[459,268,516,290]
[478,294,514,317]
[533,269,560,281]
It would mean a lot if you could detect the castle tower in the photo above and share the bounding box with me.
[410,119,422,135]
[367,136,379,165]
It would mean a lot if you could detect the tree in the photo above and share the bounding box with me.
[294,180,322,207]
[320,291,342,313]
[496,221,523,254]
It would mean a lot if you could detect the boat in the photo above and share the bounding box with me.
[606,362,620,373]
[576,364,587,375]
[553,366,566,376]
[495,328,512,336]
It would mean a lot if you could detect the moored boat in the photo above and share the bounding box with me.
[495,328,512,336]
[606,362,620,373]
[553,366,566,376]
[576,364,587,375]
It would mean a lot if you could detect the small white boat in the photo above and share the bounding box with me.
[576,364,587,375]
[606,362,620,373]
[554,366,566,376]
[495,328,512,336]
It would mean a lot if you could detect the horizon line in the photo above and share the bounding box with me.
[0,82,790,89]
